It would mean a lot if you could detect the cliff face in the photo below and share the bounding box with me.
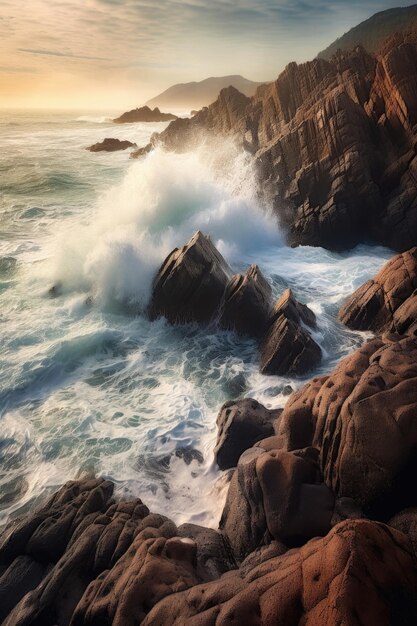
[153,32,417,251]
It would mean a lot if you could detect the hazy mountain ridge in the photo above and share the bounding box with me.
[319,4,417,59]
[145,75,263,110]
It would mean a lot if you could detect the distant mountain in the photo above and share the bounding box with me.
[319,4,417,59]
[146,75,263,110]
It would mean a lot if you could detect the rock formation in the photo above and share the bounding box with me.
[144,31,417,251]
[214,398,280,470]
[149,232,321,376]
[339,247,417,333]
[87,138,137,152]
[113,106,177,124]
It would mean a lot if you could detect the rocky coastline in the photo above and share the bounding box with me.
[4,239,417,624]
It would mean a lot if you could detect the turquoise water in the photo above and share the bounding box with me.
[0,109,392,527]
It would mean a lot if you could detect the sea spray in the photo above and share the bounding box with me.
[49,140,281,311]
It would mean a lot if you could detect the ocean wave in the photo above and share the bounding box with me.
[75,115,112,124]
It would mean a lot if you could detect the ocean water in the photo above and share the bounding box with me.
[0,109,392,528]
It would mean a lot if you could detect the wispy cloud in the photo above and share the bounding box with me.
[17,48,110,61]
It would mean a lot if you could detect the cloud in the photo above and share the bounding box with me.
[17,48,110,61]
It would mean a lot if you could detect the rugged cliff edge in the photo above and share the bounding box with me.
[144,31,417,252]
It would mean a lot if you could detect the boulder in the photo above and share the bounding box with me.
[259,291,321,376]
[339,247,417,332]
[143,519,417,626]
[148,231,231,325]
[87,138,137,152]
[219,264,272,338]
[219,445,335,561]
[278,333,417,516]
[214,398,280,470]
[113,106,177,124]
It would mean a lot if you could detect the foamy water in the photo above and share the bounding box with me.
[0,109,392,527]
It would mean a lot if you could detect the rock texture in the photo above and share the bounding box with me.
[219,264,272,338]
[144,519,417,626]
[278,333,417,516]
[214,398,280,470]
[86,138,137,152]
[147,31,417,251]
[339,247,417,333]
[113,106,177,124]
[260,288,321,376]
[148,231,231,325]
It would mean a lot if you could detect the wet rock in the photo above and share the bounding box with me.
[278,333,417,516]
[113,106,177,124]
[339,247,417,332]
[177,523,235,580]
[87,138,137,152]
[271,287,316,328]
[214,398,280,470]
[219,264,272,338]
[143,519,417,626]
[219,445,335,561]
[130,142,153,159]
[148,231,231,325]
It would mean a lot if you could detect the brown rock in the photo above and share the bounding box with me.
[219,444,334,561]
[143,519,417,626]
[339,247,417,332]
[214,398,280,470]
[259,291,321,376]
[278,333,417,516]
[219,264,272,338]
[148,231,231,325]
[87,138,137,152]
[113,106,177,124]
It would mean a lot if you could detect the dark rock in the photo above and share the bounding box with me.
[219,444,335,561]
[339,247,417,332]
[389,508,417,557]
[214,398,280,470]
[271,287,316,328]
[260,312,321,376]
[148,231,231,325]
[130,142,153,159]
[219,264,272,338]
[87,138,137,152]
[278,333,417,516]
[177,523,235,580]
[143,519,417,625]
[113,106,177,124]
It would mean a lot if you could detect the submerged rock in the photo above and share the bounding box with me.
[339,247,417,333]
[86,138,137,152]
[148,231,231,325]
[113,106,177,124]
[214,398,280,470]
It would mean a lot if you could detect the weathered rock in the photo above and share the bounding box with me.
[148,231,231,325]
[214,398,280,470]
[143,519,417,626]
[86,138,137,152]
[177,523,235,580]
[113,106,177,124]
[278,333,417,516]
[130,142,153,159]
[260,294,321,376]
[219,264,272,338]
[389,508,417,558]
[219,445,335,561]
[339,247,417,332]
[150,33,417,252]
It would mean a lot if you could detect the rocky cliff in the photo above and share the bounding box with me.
[148,31,417,252]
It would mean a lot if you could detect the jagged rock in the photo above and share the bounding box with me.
[130,143,153,159]
[177,524,235,580]
[148,231,231,325]
[339,247,417,332]
[219,445,334,561]
[150,33,417,252]
[260,291,321,376]
[113,106,177,124]
[86,138,137,152]
[143,519,417,625]
[214,398,280,470]
[219,264,272,338]
[278,333,417,516]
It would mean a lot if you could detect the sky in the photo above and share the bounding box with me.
[0,0,414,110]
